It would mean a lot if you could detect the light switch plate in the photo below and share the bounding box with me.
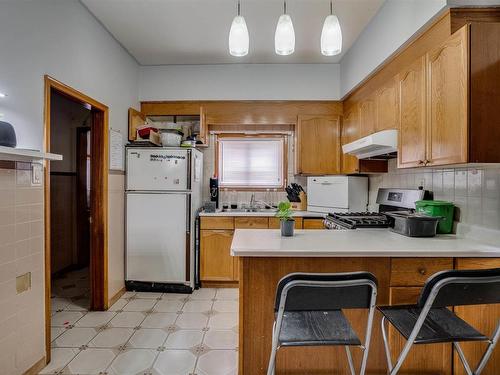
[16,272,31,294]
[31,163,42,186]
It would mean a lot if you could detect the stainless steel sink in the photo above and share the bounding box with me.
[220,207,277,213]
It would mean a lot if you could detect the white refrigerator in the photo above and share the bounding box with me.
[125,147,203,291]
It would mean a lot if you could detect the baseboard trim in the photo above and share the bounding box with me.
[108,286,126,308]
[201,281,239,288]
[23,357,46,375]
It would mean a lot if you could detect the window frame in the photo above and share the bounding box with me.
[215,133,288,191]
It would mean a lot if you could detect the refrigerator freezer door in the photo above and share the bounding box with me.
[126,193,188,283]
[127,149,190,191]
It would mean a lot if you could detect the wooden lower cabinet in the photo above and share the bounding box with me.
[200,229,235,281]
[454,258,500,375]
[388,287,452,375]
[268,217,304,229]
[303,218,326,229]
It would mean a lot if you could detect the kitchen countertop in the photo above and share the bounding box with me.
[199,210,325,218]
[230,229,500,257]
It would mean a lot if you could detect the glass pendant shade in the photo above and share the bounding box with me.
[229,15,249,56]
[321,14,342,56]
[275,14,295,55]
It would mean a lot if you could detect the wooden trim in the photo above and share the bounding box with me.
[201,281,239,288]
[22,357,46,375]
[43,75,109,362]
[215,133,288,190]
[108,286,126,308]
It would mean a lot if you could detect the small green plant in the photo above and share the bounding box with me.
[276,201,293,221]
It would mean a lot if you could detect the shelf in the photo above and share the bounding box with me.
[0,146,63,162]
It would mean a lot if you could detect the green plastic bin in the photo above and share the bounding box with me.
[415,200,455,234]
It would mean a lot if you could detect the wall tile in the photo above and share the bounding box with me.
[467,169,483,198]
[455,170,468,197]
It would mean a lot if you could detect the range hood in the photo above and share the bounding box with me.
[342,129,398,159]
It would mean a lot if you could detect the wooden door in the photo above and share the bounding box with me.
[454,258,500,375]
[426,25,469,166]
[388,287,452,375]
[200,230,234,281]
[359,97,375,137]
[341,106,360,174]
[375,79,399,132]
[398,56,428,168]
[296,115,341,175]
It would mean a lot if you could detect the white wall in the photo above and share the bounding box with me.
[0,1,139,372]
[340,0,448,97]
[139,64,341,101]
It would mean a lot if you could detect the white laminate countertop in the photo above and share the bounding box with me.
[230,229,500,257]
[199,210,325,218]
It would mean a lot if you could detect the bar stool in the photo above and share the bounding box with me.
[267,272,378,375]
[378,268,500,375]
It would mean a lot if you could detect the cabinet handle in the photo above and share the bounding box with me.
[418,268,427,275]
[424,159,430,166]
[418,160,424,165]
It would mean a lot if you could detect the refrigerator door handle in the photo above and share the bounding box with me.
[186,150,192,190]
[186,194,191,233]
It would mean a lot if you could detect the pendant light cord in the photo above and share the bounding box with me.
[284,1,287,14]
[330,0,333,15]
[237,0,241,16]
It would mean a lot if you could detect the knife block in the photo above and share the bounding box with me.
[291,192,307,211]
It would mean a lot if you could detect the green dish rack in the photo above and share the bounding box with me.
[415,200,455,234]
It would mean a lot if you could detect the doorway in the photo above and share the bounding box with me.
[44,76,109,361]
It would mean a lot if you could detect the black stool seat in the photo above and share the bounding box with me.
[279,310,362,347]
[378,305,488,344]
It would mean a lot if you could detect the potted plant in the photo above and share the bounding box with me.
[276,201,295,237]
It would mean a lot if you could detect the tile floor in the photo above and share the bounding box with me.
[41,271,239,375]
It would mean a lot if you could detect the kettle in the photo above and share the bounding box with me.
[0,121,17,148]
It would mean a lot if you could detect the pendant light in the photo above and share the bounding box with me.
[275,1,295,56]
[229,0,249,57]
[321,0,342,56]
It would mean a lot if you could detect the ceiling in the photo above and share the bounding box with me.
[81,0,385,65]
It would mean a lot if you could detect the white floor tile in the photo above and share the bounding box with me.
[212,300,238,313]
[53,327,97,348]
[122,291,137,299]
[196,350,238,375]
[51,311,85,327]
[154,299,185,313]
[51,327,66,342]
[141,313,177,328]
[216,289,239,300]
[63,348,116,374]
[51,297,71,311]
[203,330,238,350]
[107,349,157,375]
[75,311,116,327]
[63,298,90,311]
[175,313,208,330]
[39,348,79,374]
[182,300,212,313]
[152,350,197,375]
[190,288,216,300]
[162,292,189,301]
[109,312,146,328]
[164,330,203,349]
[128,328,169,349]
[122,298,157,312]
[108,298,129,312]
[88,327,134,348]
[135,292,163,299]
[208,313,238,330]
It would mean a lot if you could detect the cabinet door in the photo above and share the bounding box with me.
[398,56,427,169]
[341,106,360,174]
[302,218,325,229]
[375,79,399,132]
[389,287,452,375]
[128,107,146,141]
[200,230,234,281]
[296,115,341,175]
[426,26,469,166]
[454,258,500,375]
[359,97,376,137]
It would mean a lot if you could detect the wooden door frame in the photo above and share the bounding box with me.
[43,75,109,362]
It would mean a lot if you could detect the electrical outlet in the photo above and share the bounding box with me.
[31,163,42,186]
[16,272,31,294]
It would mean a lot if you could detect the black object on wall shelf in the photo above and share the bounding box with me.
[0,121,17,148]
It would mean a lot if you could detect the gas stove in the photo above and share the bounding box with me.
[324,212,391,229]
[323,188,429,230]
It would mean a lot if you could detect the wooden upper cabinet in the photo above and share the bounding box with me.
[128,108,146,141]
[341,107,360,174]
[375,78,399,132]
[359,98,375,137]
[295,115,341,175]
[398,56,427,169]
[426,25,469,166]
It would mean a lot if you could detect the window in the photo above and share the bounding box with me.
[216,134,287,189]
